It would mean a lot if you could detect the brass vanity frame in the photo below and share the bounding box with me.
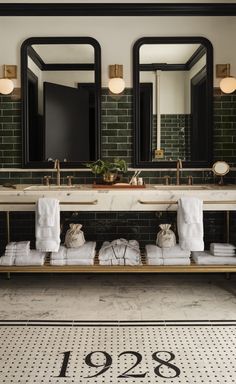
[0,199,235,276]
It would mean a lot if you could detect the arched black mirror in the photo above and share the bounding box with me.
[133,36,213,168]
[21,36,101,168]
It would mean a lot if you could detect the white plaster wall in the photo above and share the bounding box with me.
[140,71,186,114]
[0,16,236,88]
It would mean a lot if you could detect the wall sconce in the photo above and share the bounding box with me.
[0,65,17,95]
[216,64,236,94]
[108,64,125,94]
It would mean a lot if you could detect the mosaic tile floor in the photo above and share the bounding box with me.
[0,320,235,384]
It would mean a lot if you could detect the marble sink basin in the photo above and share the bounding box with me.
[153,185,212,190]
[24,185,80,191]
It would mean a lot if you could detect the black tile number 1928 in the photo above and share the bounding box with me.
[55,350,181,379]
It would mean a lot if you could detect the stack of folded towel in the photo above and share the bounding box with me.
[99,239,142,266]
[50,242,96,265]
[0,241,46,266]
[145,244,191,265]
[192,243,236,265]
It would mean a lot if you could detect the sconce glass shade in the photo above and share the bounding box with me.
[0,78,14,95]
[108,78,125,94]
[219,76,236,94]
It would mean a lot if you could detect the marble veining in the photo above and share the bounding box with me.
[1,274,236,321]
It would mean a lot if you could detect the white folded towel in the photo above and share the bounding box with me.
[179,196,202,224]
[146,258,190,266]
[99,239,140,263]
[36,198,60,252]
[210,243,235,256]
[37,198,58,227]
[15,250,46,266]
[50,258,94,266]
[51,242,96,260]
[145,244,190,259]
[192,251,236,265]
[177,197,204,251]
[6,241,30,251]
[211,251,235,257]
[210,243,235,252]
[0,255,14,266]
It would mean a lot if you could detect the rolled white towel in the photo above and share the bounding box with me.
[147,258,190,266]
[15,250,46,266]
[145,244,190,259]
[50,258,94,266]
[192,251,236,265]
[51,242,96,260]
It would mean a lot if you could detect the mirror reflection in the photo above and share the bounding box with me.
[133,37,213,167]
[22,37,101,167]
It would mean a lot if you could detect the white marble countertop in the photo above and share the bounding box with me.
[0,184,235,211]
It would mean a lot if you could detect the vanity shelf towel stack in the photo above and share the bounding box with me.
[50,242,96,265]
[192,243,236,265]
[145,244,191,265]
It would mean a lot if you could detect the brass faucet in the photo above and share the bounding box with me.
[54,159,60,186]
[176,159,182,185]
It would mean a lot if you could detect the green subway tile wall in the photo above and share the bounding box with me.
[0,89,235,250]
[0,89,235,186]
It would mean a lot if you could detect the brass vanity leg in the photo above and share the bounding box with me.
[226,211,230,244]
[6,211,10,243]
[6,212,11,280]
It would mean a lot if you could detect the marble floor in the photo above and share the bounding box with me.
[0,273,236,320]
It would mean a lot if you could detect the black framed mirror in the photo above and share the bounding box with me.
[21,36,101,168]
[133,37,213,168]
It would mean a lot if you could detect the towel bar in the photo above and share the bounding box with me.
[0,200,98,206]
[138,200,236,205]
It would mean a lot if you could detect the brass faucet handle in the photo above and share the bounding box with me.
[43,175,51,186]
[188,175,193,185]
[67,176,74,186]
[163,175,171,185]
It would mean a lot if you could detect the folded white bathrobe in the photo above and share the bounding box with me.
[51,242,96,261]
[177,197,204,251]
[99,239,141,265]
[36,198,60,252]
[192,251,236,265]
[0,241,31,265]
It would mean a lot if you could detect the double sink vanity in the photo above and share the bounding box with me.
[0,181,235,275]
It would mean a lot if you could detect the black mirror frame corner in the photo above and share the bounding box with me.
[132,36,214,168]
[21,36,101,168]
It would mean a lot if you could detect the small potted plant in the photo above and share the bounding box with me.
[85,158,127,183]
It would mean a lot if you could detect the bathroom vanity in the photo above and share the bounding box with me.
[0,184,235,274]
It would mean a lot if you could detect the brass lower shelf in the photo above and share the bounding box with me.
[0,254,236,274]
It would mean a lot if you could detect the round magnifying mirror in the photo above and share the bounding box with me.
[212,161,230,185]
